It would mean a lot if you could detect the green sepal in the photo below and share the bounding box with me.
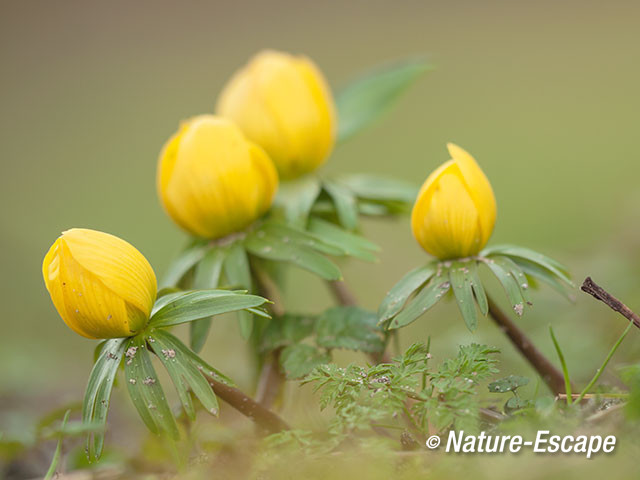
[223,243,254,339]
[159,242,209,289]
[467,261,488,316]
[82,338,127,461]
[322,179,359,231]
[483,258,526,316]
[124,336,178,439]
[307,217,378,262]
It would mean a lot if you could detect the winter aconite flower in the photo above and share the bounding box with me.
[157,115,278,239]
[411,143,497,260]
[42,228,157,339]
[216,50,336,180]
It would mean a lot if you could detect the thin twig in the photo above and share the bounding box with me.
[205,375,289,433]
[487,295,567,396]
[581,277,640,329]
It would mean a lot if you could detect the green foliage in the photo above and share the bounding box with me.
[303,343,499,439]
[488,375,530,393]
[336,57,432,141]
[620,364,640,419]
[316,306,385,353]
[280,344,331,379]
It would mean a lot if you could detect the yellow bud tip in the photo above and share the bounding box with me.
[216,49,336,180]
[411,144,497,260]
[42,228,157,339]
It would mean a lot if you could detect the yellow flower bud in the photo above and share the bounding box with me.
[411,144,497,260]
[216,50,336,180]
[42,229,157,339]
[157,115,278,239]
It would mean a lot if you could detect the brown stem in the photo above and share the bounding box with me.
[251,263,286,407]
[581,277,640,329]
[487,295,567,396]
[327,280,358,306]
[205,375,289,433]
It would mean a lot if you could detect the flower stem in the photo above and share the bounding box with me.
[487,295,567,395]
[205,374,289,433]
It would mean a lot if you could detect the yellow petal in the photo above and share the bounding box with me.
[411,145,497,259]
[42,229,157,339]
[157,115,278,239]
[216,50,336,179]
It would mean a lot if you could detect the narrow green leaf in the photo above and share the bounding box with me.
[224,243,254,339]
[258,222,345,256]
[280,344,331,379]
[492,255,532,306]
[483,258,525,316]
[449,262,478,332]
[549,326,572,404]
[378,265,436,322]
[149,331,219,418]
[274,176,321,227]
[245,232,342,281]
[149,290,268,328]
[481,244,573,286]
[337,57,432,141]
[191,247,227,352]
[153,329,235,386]
[335,173,419,204]
[316,306,385,353]
[44,410,70,480]
[160,244,210,288]
[468,261,488,316]
[124,336,179,439]
[307,217,379,262]
[323,179,359,231]
[82,338,126,461]
[511,257,573,299]
[388,275,450,329]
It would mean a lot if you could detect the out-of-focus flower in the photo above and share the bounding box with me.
[216,50,336,180]
[411,143,496,260]
[42,228,157,339]
[157,115,278,239]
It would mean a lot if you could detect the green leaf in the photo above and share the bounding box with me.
[337,57,432,141]
[245,231,342,281]
[224,243,254,339]
[149,290,268,328]
[44,410,70,480]
[274,176,321,227]
[82,338,127,461]
[483,258,525,316]
[481,244,573,286]
[488,375,530,393]
[307,217,379,262]
[449,262,478,332]
[378,265,436,322]
[316,306,385,353]
[160,243,210,288]
[191,247,227,352]
[388,275,450,329]
[260,313,317,352]
[124,336,178,439]
[492,255,532,306]
[153,329,235,386]
[468,261,488,316]
[510,257,573,299]
[258,222,345,256]
[280,344,331,379]
[335,173,418,204]
[148,330,219,419]
[322,179,359,231]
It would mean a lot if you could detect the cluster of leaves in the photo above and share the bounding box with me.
[300,342,500,443]
[379,245,574,333]
[259,306,387,379]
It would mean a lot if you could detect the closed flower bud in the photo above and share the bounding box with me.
[42,229,157,339]
[157,115,278,239]
[216,50,336,180]
[411,144,497,260]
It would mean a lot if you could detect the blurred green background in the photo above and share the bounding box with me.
[1,0,639,467]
